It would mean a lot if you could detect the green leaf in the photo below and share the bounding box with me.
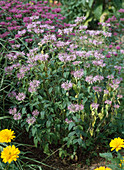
[68,122,75,131]
[89,0,94,8]
[112,0,122,9]
[40,111,45,119]
[44,143,50,155]
[68,131,76,137]
[73,138,78,144]
[32,127,36,136]
[46,120,51,128]
[99,152,113,159]
[82,0,86,6]
[34,137,38,147]
[63,72,69,78]
[85,11,90,19]
[22,107,26,114]
[93,3,103,20]
[0,116,11,120]
[48,87,53,93]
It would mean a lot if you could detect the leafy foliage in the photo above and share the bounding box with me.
[0,0,123,163]
[51,0,123,29]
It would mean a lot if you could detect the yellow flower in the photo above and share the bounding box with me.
[94,166,112,170]
[120,156,124,167]
[1,145,20,164]
[109,137,124,152]
[0,129,15,143]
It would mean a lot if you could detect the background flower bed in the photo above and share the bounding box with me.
[0,0,124,169]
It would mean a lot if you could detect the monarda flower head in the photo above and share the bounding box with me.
[61,81,73,90]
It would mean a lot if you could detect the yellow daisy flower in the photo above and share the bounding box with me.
[109,137,124,152]
[94,166,112,170]
[1,145,20,164]
[0,129,15,143]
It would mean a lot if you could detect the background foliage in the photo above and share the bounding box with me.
[49,0,124,29]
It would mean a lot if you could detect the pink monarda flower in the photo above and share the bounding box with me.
[107,74,114,79]
[12,44,20,49]
[28,80,40,93]
[91,103,99,109]
[104,90,109,94]
[114,66,122,71]
[114,104,120,109]
[65,118,73,124]
[93,86,102,92]
[109,84,119,90]
[112,51,118,56]
[25,38,33,43]
[105,100,112,105]
[92,60,106,67]
[116,46,120,50]
[61,81,73,90]
[112,78,121,85]
[6,17,12,20]
[120,18,124,21]
[117,95,123,98]
[106,54,111,58]
[8,91,16,98]
[118,8,124,13]
[85,75,94,84]
[32,110,39,116]
[9,108,17,115]
[13,113,21,120]
[14,14,22,19]
[113,32,118,36]
[72,61,81,65]
[109,45,113,48]
[17,73,25,79]
[18,29,26,35]
[68,104,84,112]
[35,54,49,61]
[73,69,84,79]
[26,117,36,124]
[93,75,104,82]
[16,92,26,101]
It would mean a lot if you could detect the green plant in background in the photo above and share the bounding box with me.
[51,0,123,29]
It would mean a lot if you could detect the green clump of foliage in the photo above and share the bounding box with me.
[51,0,124,29]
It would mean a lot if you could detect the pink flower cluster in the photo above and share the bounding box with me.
[16,92,26,101]
[0,0,69,46]
[9,107,21,120]
[28,80,40,93]
[68,104,84,112]
[72,69,84,79]
[61,81,73,90]
[91,103,99,109]
[26,117,36,125]
[85,75,104,84]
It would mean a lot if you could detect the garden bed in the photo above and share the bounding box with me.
[0,0,124,170]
